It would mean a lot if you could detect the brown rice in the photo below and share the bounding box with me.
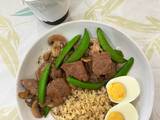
[51,87,112,120]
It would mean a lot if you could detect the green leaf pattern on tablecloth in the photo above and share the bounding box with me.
[0,106,20,120]
[84,0,160,59]
[0,16,20,76]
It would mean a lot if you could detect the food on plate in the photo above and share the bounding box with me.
[38,63,51,104]
[106,76,140,103]
[105,102,138,120]
[65,28,90,63]
[18,28,139,119]
[67,76,105,89]
[97,28,127,63]
[52,87,112,120]
[55,34,81,68]
[114,57,134,77]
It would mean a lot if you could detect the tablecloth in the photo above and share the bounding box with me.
[0,0,160,119]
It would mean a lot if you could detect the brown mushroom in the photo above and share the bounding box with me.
[18,90,30,99]
[48,34,67,46]
[89,39,102,55]
[81,57,92,63]
[43,50,51,62]
[51,45,62,57]
[48,34,67,57]
[25,95,36,107]
[31,101,43,118]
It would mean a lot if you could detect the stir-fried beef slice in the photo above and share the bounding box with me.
[20,79,38,95]
[35,63,46,80]
[46,78,71,107]
[104,63,117,79]
[50,65,63,79]
[61,61,89,81]
[92,52,116,79]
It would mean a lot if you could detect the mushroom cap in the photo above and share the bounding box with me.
[31,101,43,118]
[48,34,67,45]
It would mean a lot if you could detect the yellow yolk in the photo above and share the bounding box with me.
[107,111,125,120]
[107,82,126,101]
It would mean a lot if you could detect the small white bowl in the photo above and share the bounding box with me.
[16,20,154,120]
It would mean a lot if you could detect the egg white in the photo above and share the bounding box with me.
[105,102,138,120]
[106,76,140,103]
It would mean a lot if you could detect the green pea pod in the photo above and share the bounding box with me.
[97,28,127,63]
[67,76,105,89]
[66,28,90,63]
[55,35,81,68]
[43,106,51,117]
[38,63,51,104]
[114,49,124,57]
[114,57,134,77]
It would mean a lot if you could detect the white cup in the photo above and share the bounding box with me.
[25,0,70,24]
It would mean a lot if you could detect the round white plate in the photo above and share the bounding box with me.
[16,20,154,120]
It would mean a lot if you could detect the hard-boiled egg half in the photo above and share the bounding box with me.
[105,102,138,120]
[106,76,140,103]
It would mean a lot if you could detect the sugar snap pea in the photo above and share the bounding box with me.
[55,35,81,68]
[67,76,105,89]
[114,57,134,77]
[38,63,51,104]
[114,49,124,57]
[66,29,90,63]
[97,28,127,63]
[43,106,51,117]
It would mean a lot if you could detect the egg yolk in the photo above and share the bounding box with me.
[107,82,126,101]
[107,111,125,120]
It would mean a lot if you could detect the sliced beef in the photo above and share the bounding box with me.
[61,61,89,81]
[20,79,38,95]
[46,78,71,107]
[50,65,63,79]
[92,52,116,79]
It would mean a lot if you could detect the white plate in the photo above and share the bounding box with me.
[16,20,154,120]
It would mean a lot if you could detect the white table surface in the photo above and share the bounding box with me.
[0,0,160,119]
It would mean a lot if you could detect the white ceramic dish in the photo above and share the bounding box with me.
[16,20,154,120]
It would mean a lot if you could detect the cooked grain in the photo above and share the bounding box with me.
[51,87,112,120]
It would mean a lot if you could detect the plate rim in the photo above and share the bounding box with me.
[16,20,154,120]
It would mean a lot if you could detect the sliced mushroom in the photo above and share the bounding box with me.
[89,39,102,55]
[43,50,51,62]
[18,90,29,99]
[81,57,92,63]
[31,101,43,118]
[48,34,67,46]
[20,79,38,95]
[51,44,62,57]
[25,95,36,107]
[48,34,67,57]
